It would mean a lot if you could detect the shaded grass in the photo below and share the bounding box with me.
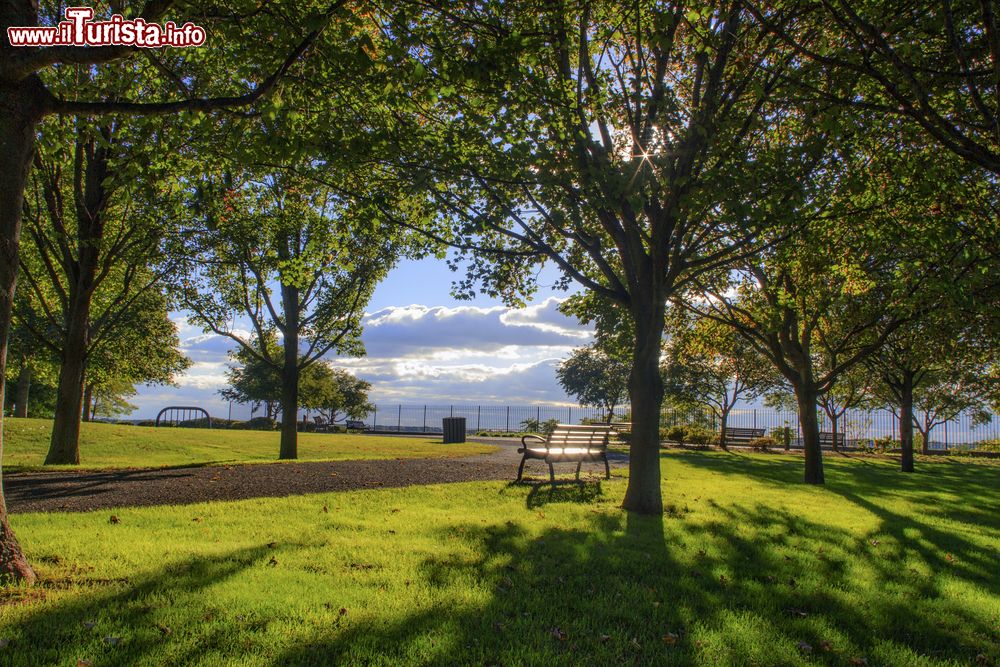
[2,418,495,471]
[1,450,998,665]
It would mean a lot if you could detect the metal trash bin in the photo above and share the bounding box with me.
[442,417,466,443]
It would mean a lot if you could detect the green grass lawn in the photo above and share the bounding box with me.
[2,450,998,666]
[1,418,496,471]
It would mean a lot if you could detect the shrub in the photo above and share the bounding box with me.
[770,426,792,449]
[244,417,277,431]
[685,425,716,446]
[663,425,688,444]
[873,436,896,453]
[974,439,1000,453]
[749,436,777,451]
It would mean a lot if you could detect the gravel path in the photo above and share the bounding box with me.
[5,438,628,513]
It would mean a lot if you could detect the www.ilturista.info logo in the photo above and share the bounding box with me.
[7,7,206,48]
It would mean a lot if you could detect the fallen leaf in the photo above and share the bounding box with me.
[77,661,92,667]
[339,608,347,616]
[192,517,202,523]
[551,627,567,641]
[819,640,833,652]
[662,632,678,645]
[849,658,868,666]
[156,624,171,636]
[267,556,278,566]
[267,542,278,548]
[322,505,328,513]
[109,515,120,525]
[945,553,955,563]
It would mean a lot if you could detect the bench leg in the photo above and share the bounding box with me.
[603,455,610,480]
[575,461,582,481]
[548,461,555,482]
[516,455,527,482]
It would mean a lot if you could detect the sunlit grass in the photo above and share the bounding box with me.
[2,450,997,665]
[2,418,495,471]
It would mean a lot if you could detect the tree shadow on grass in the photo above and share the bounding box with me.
[519,480,605,509]
[272,492,996,666]
[1,544,278,666]
[675,450,1000,588]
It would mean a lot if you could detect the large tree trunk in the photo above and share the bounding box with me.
[621,299,665,515]
[794,383,824,484]
[13,361,30,418]
[898,370,915,472]
[0,72,48,584]
[278,283,299,460]
[46,292,92,465]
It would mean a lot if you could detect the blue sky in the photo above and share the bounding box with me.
[131,255,593,419]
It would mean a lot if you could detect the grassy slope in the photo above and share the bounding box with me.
[1,418,496,471]
[2,451,998,666]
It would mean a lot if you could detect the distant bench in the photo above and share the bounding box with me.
[722,427,765,446]
[313,418,370,433]
[517,424,612,482]
[819,431,846,448]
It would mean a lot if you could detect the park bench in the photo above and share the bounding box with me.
[313,417,369,433]
[517,424,612,482]
[721,427,765,447]
[819,431,846,448]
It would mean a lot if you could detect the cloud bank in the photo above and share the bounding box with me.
[130,297,594,418]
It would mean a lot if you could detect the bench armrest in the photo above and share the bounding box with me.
[518,433,547,453]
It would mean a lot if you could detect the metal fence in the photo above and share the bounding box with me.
[352,404,999,449]
[216,401,999,449]
[713,408,999,450]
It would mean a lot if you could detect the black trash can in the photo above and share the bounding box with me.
[442,417,466,443]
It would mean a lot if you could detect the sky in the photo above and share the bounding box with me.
[130,255,594,419]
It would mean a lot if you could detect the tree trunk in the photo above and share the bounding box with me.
[621,299,665,515]
[82,384,94,422]
[920,417,932,455]
[278,283,300,460]
[718,409,729,449]
[898,370,915,472]
[794,384,824,484]
[831,414,839,452]
[46,292,92,465]
[13,361,30,418]
[0,72,47,585]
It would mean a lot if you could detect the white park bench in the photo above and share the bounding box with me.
[516,424,612,482]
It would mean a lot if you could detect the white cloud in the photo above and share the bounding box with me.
[133,299,594,418]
